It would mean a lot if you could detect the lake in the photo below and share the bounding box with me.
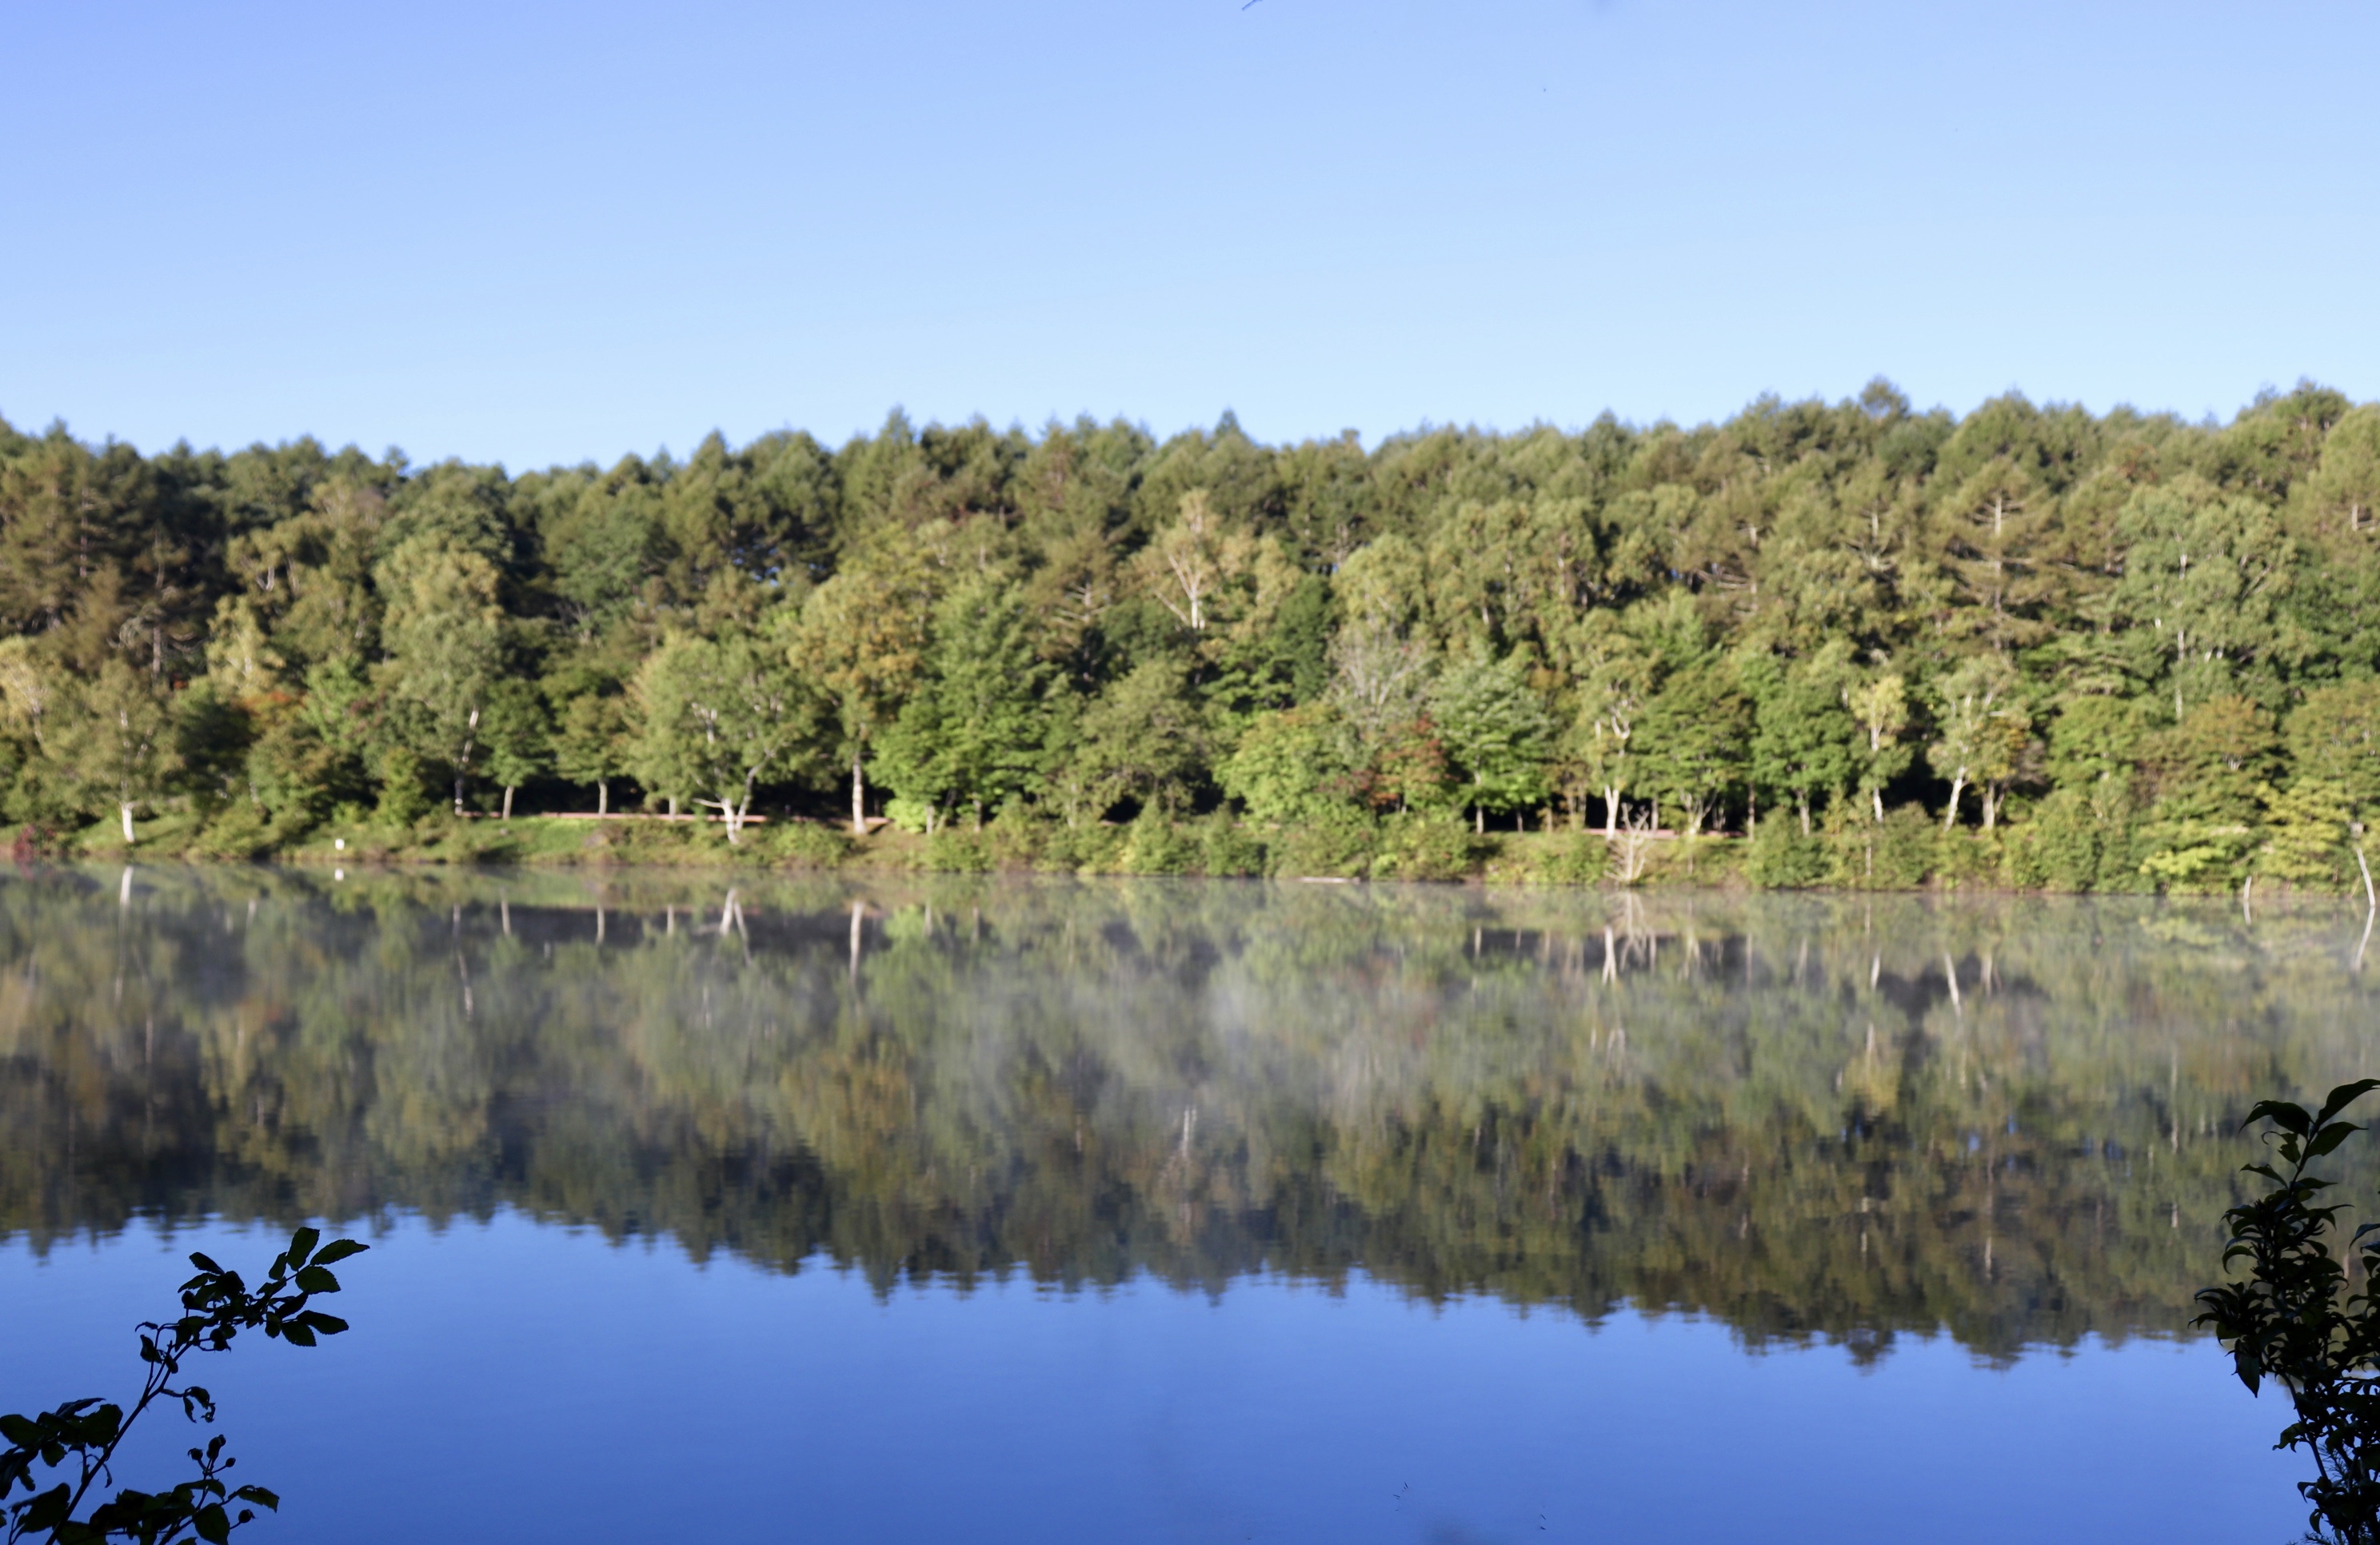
[0,866,2359,1543]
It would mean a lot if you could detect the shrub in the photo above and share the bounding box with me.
[774,820,849,872]
[1532,830,1608,887]
[1120,812,1195,876]
[1268,808,1377,879]
[1867,804,1937,889]
[1373,812,1477,882]
[983,804,1050,870]
[1744,819,1827,888]
[1193,813,1266,877]
[924,827,991,873]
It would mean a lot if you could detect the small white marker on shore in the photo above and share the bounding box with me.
[334,838,345,851]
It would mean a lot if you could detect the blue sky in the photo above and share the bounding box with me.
[4,1,2374,469]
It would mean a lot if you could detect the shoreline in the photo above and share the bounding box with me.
[38,808,2364,900]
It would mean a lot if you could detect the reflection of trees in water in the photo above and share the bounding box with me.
[3,866,2377,1363]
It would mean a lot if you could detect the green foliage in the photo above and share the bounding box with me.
[1268,806,1376,878]
[1,1226,365,1545]
[1120,812,1195,876]
[2261,780,2355,890]
[1218,705,1343,823]
[1372,811,1478,881]
[1428,641,1553,830]
[9,385,2380,888]
[2198,1084,2380,1543]
[1744,818,1829,888]
[1192,812,1266,876]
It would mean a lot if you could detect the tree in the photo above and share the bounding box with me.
[2288,681,2380,819]
[793,567,928,835]
[1555,617,1651,836]
[1428,642,1553,833]
[1746,650,1860,836]
[373,535,505,816]
[1636,663,1748,836]
[551,692,633,816]
[1219,704,1347,823]
[481,678,550,823]
[1927,654,2029,830]
[1847,672,1913,823]
[47,660,180,844]
[1132,489,1257,636]
[1074,659,1209,816]
[630,627,816,843]
[873,579,1050,832]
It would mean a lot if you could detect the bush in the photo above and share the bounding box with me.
[1531,830,1608,887]
[1120,812,1195,876]
[1373,812,1477,882]
[773,819,849,871]
[1044,820,1128,873]
[1194,813,1266,876]
[1744,819,1828,888]
[924,827,991,873]
[372,749,434,826]
[2005,788,2102,891]
[983,804,1049,870]
[1870,804,1939,889]
[1268,807,1376,879]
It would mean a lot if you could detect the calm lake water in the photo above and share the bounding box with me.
[2,867,2363,1542]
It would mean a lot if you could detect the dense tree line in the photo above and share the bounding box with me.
[5,869,2370,1359]
[5,381,2380,888]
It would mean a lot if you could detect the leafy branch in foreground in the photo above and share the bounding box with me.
[2197,1080,2380,1543]
[1,1226,368,1544]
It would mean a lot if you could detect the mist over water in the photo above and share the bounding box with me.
[0,868,2357,1539]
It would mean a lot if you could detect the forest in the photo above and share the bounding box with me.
[4,379,2378,891]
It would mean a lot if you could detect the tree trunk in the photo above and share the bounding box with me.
[597,779,609,817]
[1603,785,1620,840]
[1943,772,1967,832]
[668,796,678,818]
[453,775,466,817]
[1981,784,1999,832]
[850,746,867,836]
[1475,804,1484,836]
[1872,788,1884,824]
[501,784,515,822]
[1799,792,1812,837]
[120,803,135,844]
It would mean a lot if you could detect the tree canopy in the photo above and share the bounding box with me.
[6,382,2380,890]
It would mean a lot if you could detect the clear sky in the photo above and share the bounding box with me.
[5,1,2375,469]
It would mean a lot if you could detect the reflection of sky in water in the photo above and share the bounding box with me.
[3,868,2370,1538]
[1,1213,2301,1543]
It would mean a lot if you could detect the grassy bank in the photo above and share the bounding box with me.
[48,800,2337,895]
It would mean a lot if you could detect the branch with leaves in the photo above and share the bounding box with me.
[2197,1080,2380,1543]
[1,1226,368,1545]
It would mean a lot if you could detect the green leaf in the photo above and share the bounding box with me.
[195,1500,232,1543]
[233,1487,280,1510]
[310,1240,369,1268]
[293,1266,340,1295]
[188,1251,225,1274]
[278,1320,316,1347]
[297,1310,350,1336]
[0,1414,38,1448]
